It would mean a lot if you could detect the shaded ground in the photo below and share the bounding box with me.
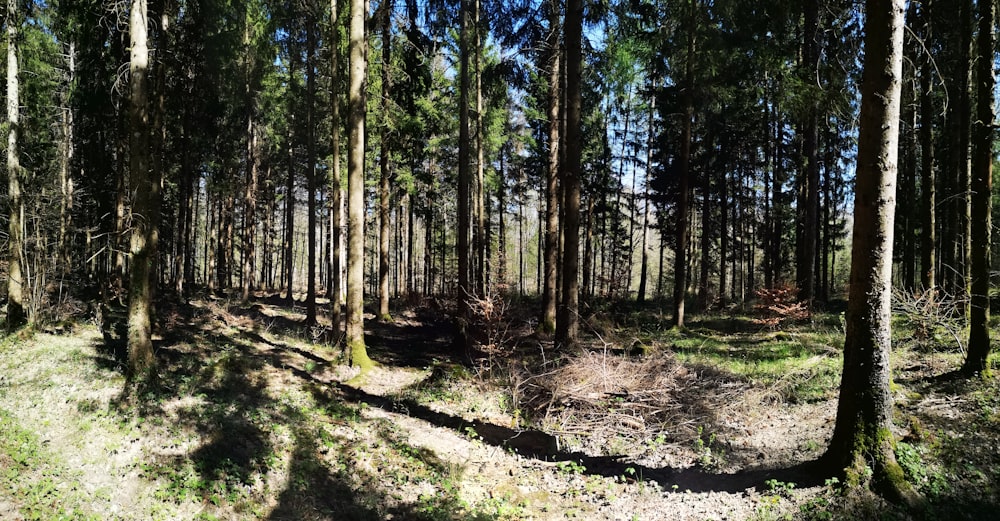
[0,295,996,520]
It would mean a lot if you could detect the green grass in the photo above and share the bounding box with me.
[0,408,100,521]
[660,315,845,403]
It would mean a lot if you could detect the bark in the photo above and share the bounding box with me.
[918,1,935,293]
[961,0,994,375]
[306,22,318,325]
[6,0,25,329]
[330,0,343,336]
[284,53,296,303]
[59,43,76,279]
[346,0,373,369]
[541,0,560,334]
[636,187,651,302]
[378,2,392,321]
[556,0,581,347]
[798,0,820,307]
[126,0,157,382]
[473,0,487,296]
[673,0,695,328]
[457,0,473,323]
[241,17,258,302]
[823,0,920,505]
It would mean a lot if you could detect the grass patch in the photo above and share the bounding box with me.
[0,408,99,520]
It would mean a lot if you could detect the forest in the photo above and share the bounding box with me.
[0,0,998,518]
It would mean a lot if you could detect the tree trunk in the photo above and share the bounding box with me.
[346,0,373,369]
[473,0,486,297]
[6,0,26,329]
[918,1,935,293]
[284,66,295,303]
[636,89,655,304]
[126,0,157,383]
[330,0,343,336]
[673,0,695,328]
[556,0,581,347]
[798,0,820,308]
[823,0,919,504]
[541,0,560,334]
[59,43,76,280]
[305,21,319,325]
[378,2,392,321]
[961,0,993,375]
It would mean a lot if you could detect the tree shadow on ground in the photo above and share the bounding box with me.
[90,302,512,520]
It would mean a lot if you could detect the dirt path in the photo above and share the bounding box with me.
[0,301,864,520]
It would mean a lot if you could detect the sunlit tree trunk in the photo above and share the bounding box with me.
[378,1,392,321]
[126,0,157,382]
[305,20,318,326]
[6,0,25,329]
[330,0,343,336]
[346,0,373,369]
[823,0,919,504]
[457,0,473,326]
[961,0,994,376]
[59,43,76,280]
[541,0,560,334]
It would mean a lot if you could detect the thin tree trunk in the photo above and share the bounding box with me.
[798,0,820,307]
[961,0,994,375]
[919,1,935,293]
[673,0,695,328]
[6,0,25,328]
[541,0,560,334]
[378,2,392,320]
[58,43,76,280]
[305,22,319,325]
[330,0,343,336]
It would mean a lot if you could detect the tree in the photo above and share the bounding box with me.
[457,0,472,322]
[960,0,994,376]
[345,0,373,370]
[305,14,318,326]
[6,0,26,329]
[672,0,695,329]
[822,0,919,504]
[540,0,560,334]
[329,0,343,337]
[556,0,582,347]
[126,0,157,383]
[377,0,392,322]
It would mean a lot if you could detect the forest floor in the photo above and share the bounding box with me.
[0,294,997,520]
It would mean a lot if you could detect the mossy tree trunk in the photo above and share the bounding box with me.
[822,0,919,505]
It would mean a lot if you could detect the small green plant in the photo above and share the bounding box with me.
[693,426,721,469]
[765,478,796,497]
[556,460,586,475]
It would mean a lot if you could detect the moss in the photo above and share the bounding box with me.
[349,339,376,375]
[537,318,555,336]
[378,313,394,323]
